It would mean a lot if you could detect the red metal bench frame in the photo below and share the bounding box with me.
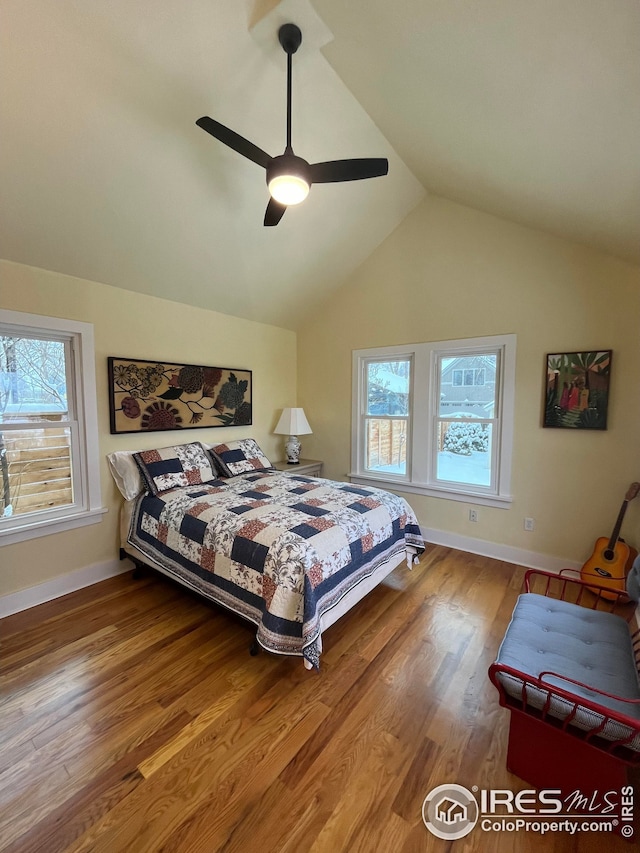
[489,569,640,794]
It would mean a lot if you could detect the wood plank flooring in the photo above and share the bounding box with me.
[1,546,637,852]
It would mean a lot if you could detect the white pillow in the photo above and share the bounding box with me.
[107,450,145,501]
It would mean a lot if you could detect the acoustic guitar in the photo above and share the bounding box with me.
[581,482,640,599]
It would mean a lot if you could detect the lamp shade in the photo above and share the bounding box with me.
[274,407,312,435]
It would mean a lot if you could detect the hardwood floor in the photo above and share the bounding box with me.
[1,546,637,852]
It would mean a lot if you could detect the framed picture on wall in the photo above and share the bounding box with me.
[543,350,611,430]
[108,357,252,434]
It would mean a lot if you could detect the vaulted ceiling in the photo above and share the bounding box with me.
[1,1,638,330]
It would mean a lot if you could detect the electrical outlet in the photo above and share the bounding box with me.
[469,509,478,523]
[524,517,535,531]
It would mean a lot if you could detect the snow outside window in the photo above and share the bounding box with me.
[351,335,516,507]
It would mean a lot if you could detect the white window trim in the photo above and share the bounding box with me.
[0,309,107,545]
[357,353,414,485]
[350,335,516,508]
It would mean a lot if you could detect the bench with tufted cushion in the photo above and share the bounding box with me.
[489,570,640,794]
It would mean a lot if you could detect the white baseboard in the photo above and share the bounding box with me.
[0,556,134,619]
[419,524,581,574]
[0,527,579,620]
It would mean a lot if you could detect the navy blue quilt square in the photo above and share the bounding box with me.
[340,486,370,496]
[292,502,329,517]
[231,536,269,572]
[291,523,319,539]
[187,489,208,498]
[348,501,371,514]
[146,458,183,478]
[179,514,208,545]
[290,486,312,495]
[240,490,268,500]
[229,504,254,515]
[221,449,246,463]
[349,538,364,560]
[143,496,165,520]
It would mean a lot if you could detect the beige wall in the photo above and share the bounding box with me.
[2,194,639,597]
[297,195,640,564]
[0,260,296,597]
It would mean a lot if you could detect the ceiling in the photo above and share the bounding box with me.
[1,1,638,331]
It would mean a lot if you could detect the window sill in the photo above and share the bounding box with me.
[0,506,109,546]
[348,473,512,508]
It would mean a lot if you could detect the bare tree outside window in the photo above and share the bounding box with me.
[0,336,71,518]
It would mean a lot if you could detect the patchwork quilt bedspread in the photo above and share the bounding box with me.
[128,470,424,666]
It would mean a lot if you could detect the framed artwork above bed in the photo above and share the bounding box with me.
[108,356,252,434]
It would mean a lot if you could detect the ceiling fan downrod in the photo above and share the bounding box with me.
[278,23,302,153]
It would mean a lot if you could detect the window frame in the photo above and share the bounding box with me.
[0,309,106,545]
[351,334,516,507]
[360,354,413,481]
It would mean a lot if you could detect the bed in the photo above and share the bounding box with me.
[108,439,425,668]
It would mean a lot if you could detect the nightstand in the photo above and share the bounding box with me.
[273,458,323,477]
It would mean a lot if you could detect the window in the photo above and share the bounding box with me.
[452,368,485,386]
[0,310,105,544]
[351,335,516,506]
[363,358,411,477]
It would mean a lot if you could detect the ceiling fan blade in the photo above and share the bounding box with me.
[264,198,287,227]
[309,158,389,184]
[196,116,272,169]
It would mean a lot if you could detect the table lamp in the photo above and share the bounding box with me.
[274,407,312,464]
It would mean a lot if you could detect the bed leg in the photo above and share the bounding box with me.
[249,637,260,657]
[120,548,145,579]
[128,557,146,580]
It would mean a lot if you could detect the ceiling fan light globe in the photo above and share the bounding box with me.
[268,174,309,205]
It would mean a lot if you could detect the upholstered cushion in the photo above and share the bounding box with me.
[209,438,272,477]
[495,592,640,748]
[134,442,217,495]
[627,553,640,602]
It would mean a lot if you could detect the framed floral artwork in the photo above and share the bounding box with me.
[108,357,252,434]
[543,350,611,429]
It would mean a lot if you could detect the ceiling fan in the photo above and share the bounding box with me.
[196,23,389,226]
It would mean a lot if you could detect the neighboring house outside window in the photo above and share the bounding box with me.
[0,309,105,545]
[351,335,516,507]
